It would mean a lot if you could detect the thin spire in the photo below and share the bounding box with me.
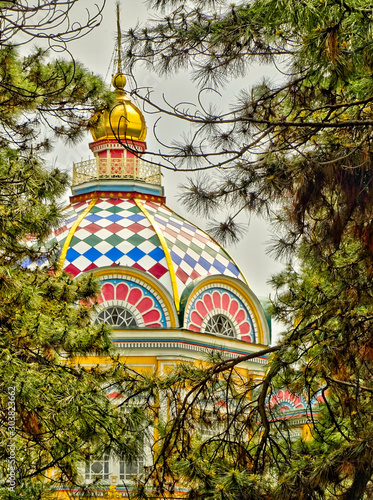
[116,1,122,74]
[112,1,126,90]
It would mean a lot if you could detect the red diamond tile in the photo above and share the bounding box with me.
[107,391,124,399]
[108,198,126,205]
[179,230,194,241]
[176,267,189,284]
[194,232,209,243]
[163,227,179,239]
[83,222,102,234]
[63,263,81,277]
[105,222,123,233]
[149,263,168,279]
[190,270,200,280]
[55,225,67,236]
[145,201,159,210]
[84,262,98,272]
[72,201,87,210]
[132,262,146,273]
[127,222,147,233]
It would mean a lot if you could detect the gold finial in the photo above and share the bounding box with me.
[116,1,122,74]
[112,72,126,90]
[112,1,126,90]
[89,0,147,143]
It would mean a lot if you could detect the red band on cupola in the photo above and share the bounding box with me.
[69,192,165,204]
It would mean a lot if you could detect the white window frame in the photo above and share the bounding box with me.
[85,454,110,483]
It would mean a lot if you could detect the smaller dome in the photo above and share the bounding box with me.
[90,72,147,142]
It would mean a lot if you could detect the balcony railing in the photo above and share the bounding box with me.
[72,157,161,186]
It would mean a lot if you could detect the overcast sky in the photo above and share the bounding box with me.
[55,0,285,338]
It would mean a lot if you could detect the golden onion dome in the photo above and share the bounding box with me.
[90,72,147,142]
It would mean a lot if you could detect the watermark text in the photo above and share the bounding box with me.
[7,386,16,491]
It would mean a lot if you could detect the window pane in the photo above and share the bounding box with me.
[91,462,103,474]
[119,455,144,481]
[85,455,110,482]
[96,307,137,327]
[205,314,235,337]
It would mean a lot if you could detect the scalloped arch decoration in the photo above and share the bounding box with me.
[96,278,168,328]
[269,390,307,412]
[185,285,256,342]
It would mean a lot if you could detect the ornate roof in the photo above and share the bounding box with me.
[32,65,271,347]
[53,194,246,313]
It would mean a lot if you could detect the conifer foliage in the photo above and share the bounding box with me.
[124,0,373,249]
[122,1,373,498]
[0,2,144,499]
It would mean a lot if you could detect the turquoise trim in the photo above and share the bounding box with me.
[72,183,163,197]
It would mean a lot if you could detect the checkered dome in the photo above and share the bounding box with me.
[53,196,245,305]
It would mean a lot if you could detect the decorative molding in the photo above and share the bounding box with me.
[112,338,269,364]
[95,276,169,328]
[185,284,257,343]
[93,269,179,327]
[182,275,269,345]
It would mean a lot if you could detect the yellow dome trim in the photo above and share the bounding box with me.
[134,198,180,313]
[56,198,98,276]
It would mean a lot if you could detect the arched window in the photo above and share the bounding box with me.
[204,314,235,337]
[96,307,137,328]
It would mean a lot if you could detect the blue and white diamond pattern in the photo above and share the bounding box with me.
[58,199,172,292]
[142,200,245,293]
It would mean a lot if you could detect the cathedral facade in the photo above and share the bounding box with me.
[51,71,275,498]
